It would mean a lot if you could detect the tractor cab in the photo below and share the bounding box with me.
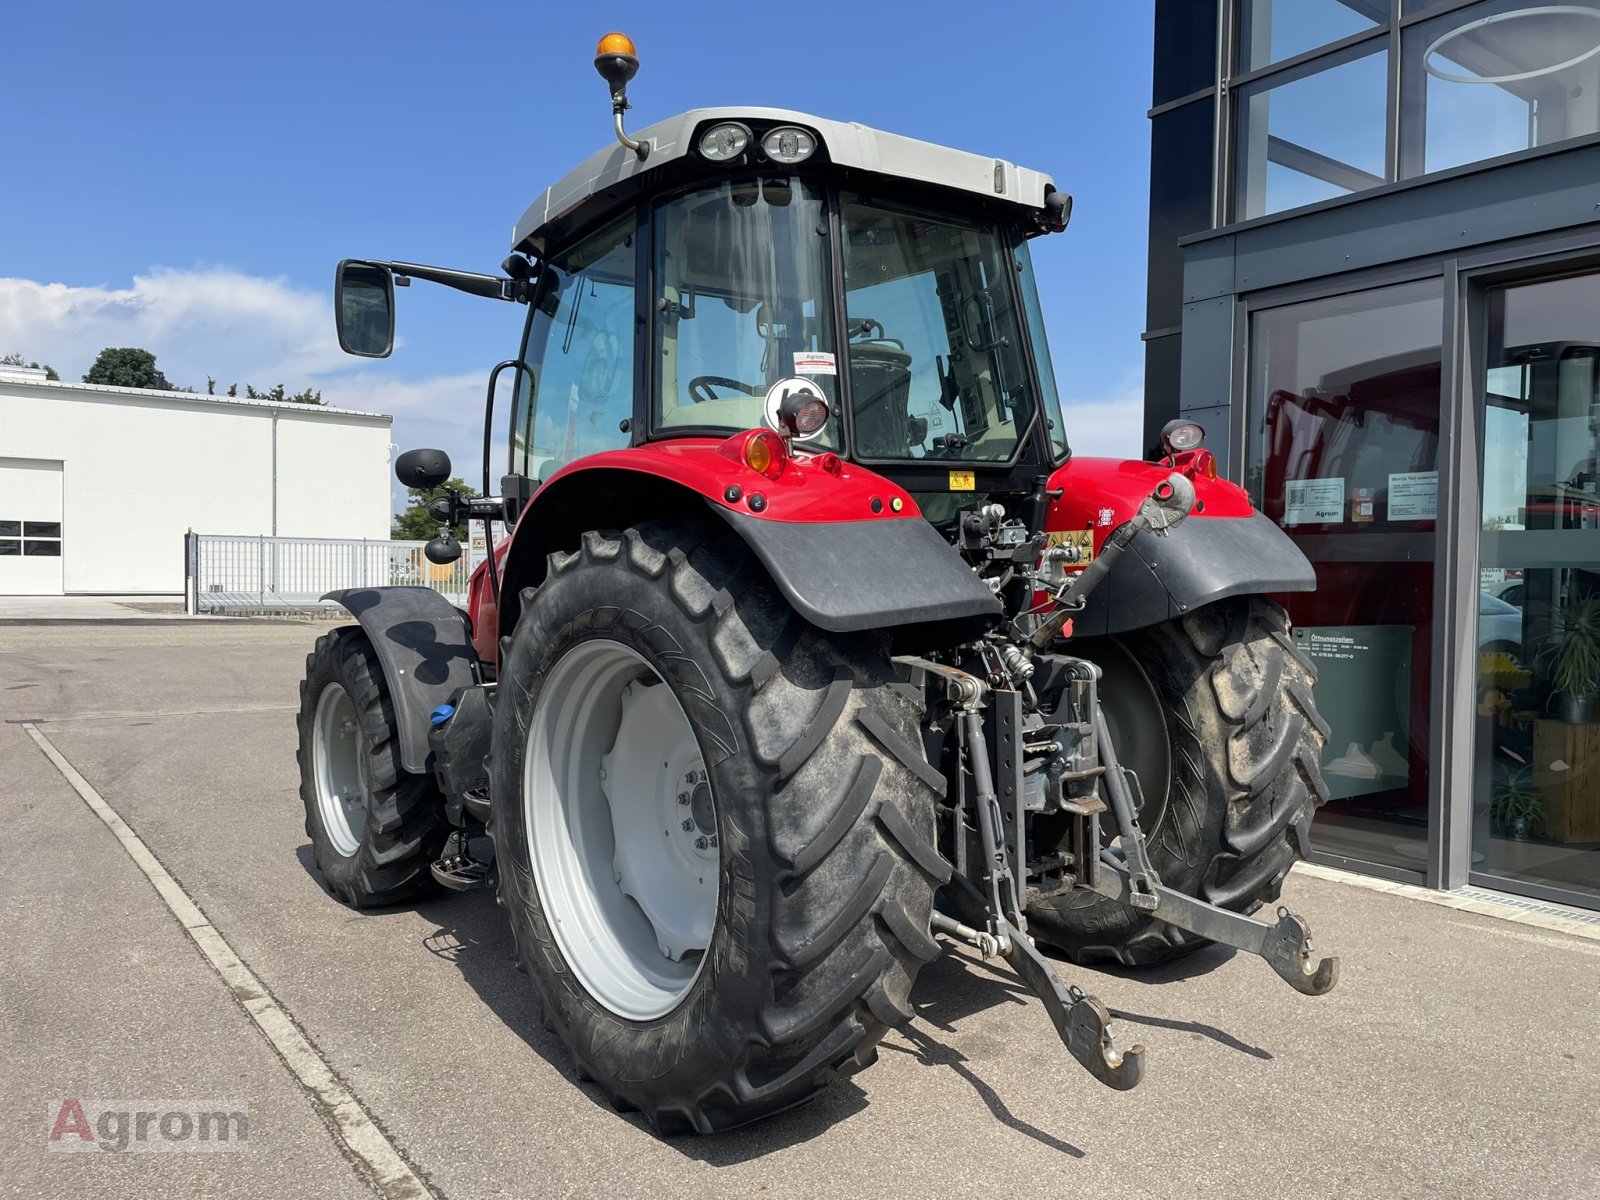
[502,101,1073,528]
[338,35,1073,535]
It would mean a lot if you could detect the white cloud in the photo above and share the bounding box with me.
[0,268,345,386]
[1062,367,1145,459]
[0,268,497,516]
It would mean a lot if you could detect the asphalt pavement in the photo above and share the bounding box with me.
[2,621,1597,1199]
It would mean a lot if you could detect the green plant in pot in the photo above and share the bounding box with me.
[1540,595,1600,723]
[1490,768,1544,841]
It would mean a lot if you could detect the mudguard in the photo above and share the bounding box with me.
[717,508,1002,636]
[322,587,480,774]
[1068,510,1316,638]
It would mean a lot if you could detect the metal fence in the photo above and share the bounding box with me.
[185,533,472,614]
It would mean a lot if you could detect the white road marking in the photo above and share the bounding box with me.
[21,721,435,1200]
[13,703,299,725]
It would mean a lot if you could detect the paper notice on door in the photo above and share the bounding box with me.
[1284,478,1345,525]
[1388,470,1438,521]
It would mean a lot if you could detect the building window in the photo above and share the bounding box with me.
[1475,269,1600,905]
[1246,279,1444,874]
[1240,0,1390,71]
[1400,0,1600,177]
[1236,44,1390,219]
[0,520,60,557]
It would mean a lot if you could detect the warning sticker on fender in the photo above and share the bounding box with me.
[793,351,836,375]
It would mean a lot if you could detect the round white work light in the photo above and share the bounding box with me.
[1161,419,1205,455]
[762,126,817,164]
[698,121,751,162]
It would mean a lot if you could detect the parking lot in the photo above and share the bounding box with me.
[3,620,1598,1200]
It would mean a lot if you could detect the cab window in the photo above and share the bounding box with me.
[510,216,637,481]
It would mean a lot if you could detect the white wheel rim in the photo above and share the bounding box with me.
[312,682,369,857]
[524,639,718,1021]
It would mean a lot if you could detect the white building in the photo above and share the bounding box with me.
[0,366,393,595]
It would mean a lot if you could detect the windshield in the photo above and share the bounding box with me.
[840,193,1036,462]
[653,177,840,448]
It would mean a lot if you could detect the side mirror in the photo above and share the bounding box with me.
[396,447,452,490]
[335,260,395,358]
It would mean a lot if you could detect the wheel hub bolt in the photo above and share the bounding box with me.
[694,836,709,850]
[681,819,695,832]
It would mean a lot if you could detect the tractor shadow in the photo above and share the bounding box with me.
[297,844,1270,1158]
[407,886,873,1162]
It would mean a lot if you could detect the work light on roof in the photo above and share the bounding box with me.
[698,121,751,163]
[762,126,816,164]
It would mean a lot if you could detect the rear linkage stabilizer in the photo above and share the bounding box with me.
[916,471,1339,1093]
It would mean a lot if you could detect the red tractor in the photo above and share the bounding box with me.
[298,34,1336,1133]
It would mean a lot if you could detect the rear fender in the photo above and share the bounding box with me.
[494,444,1001,660]
[1045,457,1314,637]
[322,587,480,774]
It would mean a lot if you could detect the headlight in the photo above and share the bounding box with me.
[761,126,817,164]
[698,121,751,162]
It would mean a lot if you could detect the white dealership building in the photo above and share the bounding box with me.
[0,366,393,596]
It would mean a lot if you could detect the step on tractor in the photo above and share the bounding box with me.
[298,33,1338,1133]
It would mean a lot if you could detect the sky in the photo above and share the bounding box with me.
[0,1,1154,516]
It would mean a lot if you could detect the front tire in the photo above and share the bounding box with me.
[1027,596,1329,966]
[491,523,948,1133]
[296,626,449,907]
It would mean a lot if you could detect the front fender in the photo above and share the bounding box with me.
[321,586,480,774]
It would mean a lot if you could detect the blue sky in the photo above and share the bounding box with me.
[0,2,1153,510]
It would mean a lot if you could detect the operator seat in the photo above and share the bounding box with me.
[850,342,915,458]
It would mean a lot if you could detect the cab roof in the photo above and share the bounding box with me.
[511,106,1058,257]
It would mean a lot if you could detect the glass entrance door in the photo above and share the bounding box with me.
[1474,270,1600,905]
[1247,279,1443,874]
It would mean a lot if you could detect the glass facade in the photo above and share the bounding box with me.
[1401,2,1600,177]
[1474,270,1600,904]
[1236,44,1389,219]
[1229,0,1600,220]
[1147,0,1600,908]
[1247,282,1443,872]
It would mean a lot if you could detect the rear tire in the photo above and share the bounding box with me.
[296,626,449,907]
[491,522,948,1133]
[1027,596,1329,966]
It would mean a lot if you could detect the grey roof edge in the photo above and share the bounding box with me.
[512,107,1059,253]
[0,375,393,423]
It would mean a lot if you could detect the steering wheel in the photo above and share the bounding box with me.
[688,375,762,404]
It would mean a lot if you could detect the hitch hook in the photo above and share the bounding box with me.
[1264,907,1340,996]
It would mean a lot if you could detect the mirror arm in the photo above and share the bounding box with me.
[378,260,514,302]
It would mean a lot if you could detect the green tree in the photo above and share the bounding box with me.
[242,383,324,405]
[84,347,171,390]
[2,352,60,380]
[392,476,481,541]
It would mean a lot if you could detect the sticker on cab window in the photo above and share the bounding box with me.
[793,351,836,376]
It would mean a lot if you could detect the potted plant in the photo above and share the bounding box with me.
[1490,768,1544,841]
[1539,595,1600,723]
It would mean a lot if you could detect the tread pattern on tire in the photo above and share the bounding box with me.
[493,522,948,1133]
[296,626,448,907]
[1027,595,1330,967]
